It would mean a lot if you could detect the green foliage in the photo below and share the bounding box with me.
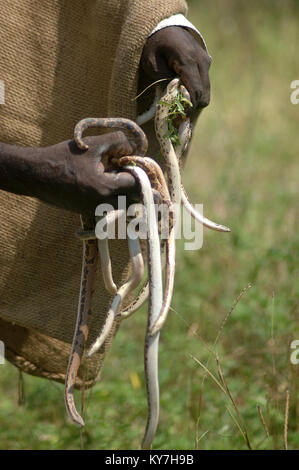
[0,0,298,450]
[160,90,192,148]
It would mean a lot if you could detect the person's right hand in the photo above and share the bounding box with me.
[0,132,140,215]
[39,132,139,214]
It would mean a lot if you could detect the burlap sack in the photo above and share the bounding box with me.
[0,0,187,388]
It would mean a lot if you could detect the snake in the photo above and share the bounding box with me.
[78,210,125,294]
[64,215,98,427]
[72,116,174,354]
[74,117,148,155]
[70,116,173,447]
[119,81,230,326]
[66,82,231,444]
[118,165,162,450]
[86,226,144,358]
[86,153,174,354]
[138,81,231,235]
[149,79,231,336]
[65,119,148,427]
[66,117,164,428]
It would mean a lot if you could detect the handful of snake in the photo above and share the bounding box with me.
[64,79,230,449]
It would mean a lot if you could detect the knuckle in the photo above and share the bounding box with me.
[198,48,212,68]
[203,52,212,67]
[200,94,210,108]
[141,52,157,75]
[112,130,127,143]
[100,187,112,198]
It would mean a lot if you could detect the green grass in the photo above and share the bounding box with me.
[0,0,298,450]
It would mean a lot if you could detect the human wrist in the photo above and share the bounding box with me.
[0,142,46,198]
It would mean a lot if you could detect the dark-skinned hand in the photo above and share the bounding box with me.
[0,132,142,215]
[141,26,212,117]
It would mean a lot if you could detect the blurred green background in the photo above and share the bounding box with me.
[0,0,298,450]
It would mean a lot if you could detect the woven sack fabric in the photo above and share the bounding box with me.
[0,0,187,388]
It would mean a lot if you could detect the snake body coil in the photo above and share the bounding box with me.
[66,82,231,447]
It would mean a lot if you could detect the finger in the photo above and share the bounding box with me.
[197,57,211,108]
[103,172,140,208]
[113,171,139,194]
[100,171,138,197]
[83,131,136,158]
[105,132,137,158]
[141,48,175,83]
[105,180,162,209]
[171,60,203,109]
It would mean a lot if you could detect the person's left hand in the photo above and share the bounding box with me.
[140,26,212,114]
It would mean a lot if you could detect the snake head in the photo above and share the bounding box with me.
[166,78,180,94]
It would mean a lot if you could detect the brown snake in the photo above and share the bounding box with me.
[65,118,148,426]
[73,117,148,155]
[65,117,167,431]
[64,215,98,427]
[66,82,230,447]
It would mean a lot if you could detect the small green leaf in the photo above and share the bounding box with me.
[160,88,192,149]
[159,99,171,107]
